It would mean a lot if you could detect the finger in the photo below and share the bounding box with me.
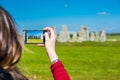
[37,44,45,47]
[44,32,50,42]
[44,27,50,30]
[49,27,55,38]
[44,27,55,38]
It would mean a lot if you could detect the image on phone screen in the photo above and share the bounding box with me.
[23,30,45,44]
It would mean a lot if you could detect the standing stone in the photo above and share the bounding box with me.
[95,32,100,42]
[58,25,70,42]
[78,26,89,42]
[100,30,106,42]
[90,32,95,41]
[71,32,78,42]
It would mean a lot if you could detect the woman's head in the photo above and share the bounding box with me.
[0,6,22,70]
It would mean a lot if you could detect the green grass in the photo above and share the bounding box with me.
[107,35,120,41]
[27,39,43,43]
[19,42,120,80]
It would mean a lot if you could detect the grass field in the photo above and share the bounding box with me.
[19,41,120,80]
[27,39,43,43]
[107,35,120,41]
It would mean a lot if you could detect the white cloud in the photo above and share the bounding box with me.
[97,12,111,15]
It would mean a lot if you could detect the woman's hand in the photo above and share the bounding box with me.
[38,27,58,63]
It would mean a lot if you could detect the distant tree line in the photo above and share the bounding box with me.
[107,33,120,36]
[27,35,42,39]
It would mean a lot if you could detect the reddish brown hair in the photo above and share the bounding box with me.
[0,6,27,80]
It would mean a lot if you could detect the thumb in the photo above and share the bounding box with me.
[37,44,45,47]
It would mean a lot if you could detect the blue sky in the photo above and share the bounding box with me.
[27,30,43,37]
[1,0,120,33]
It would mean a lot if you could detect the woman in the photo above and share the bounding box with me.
[0,6,70,80]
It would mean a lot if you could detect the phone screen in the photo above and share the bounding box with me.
[23,30,46,44]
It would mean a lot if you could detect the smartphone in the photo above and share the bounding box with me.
[23,30,47,44]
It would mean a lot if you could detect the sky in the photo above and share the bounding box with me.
[27,30,43,38]
[0,0,120,33]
